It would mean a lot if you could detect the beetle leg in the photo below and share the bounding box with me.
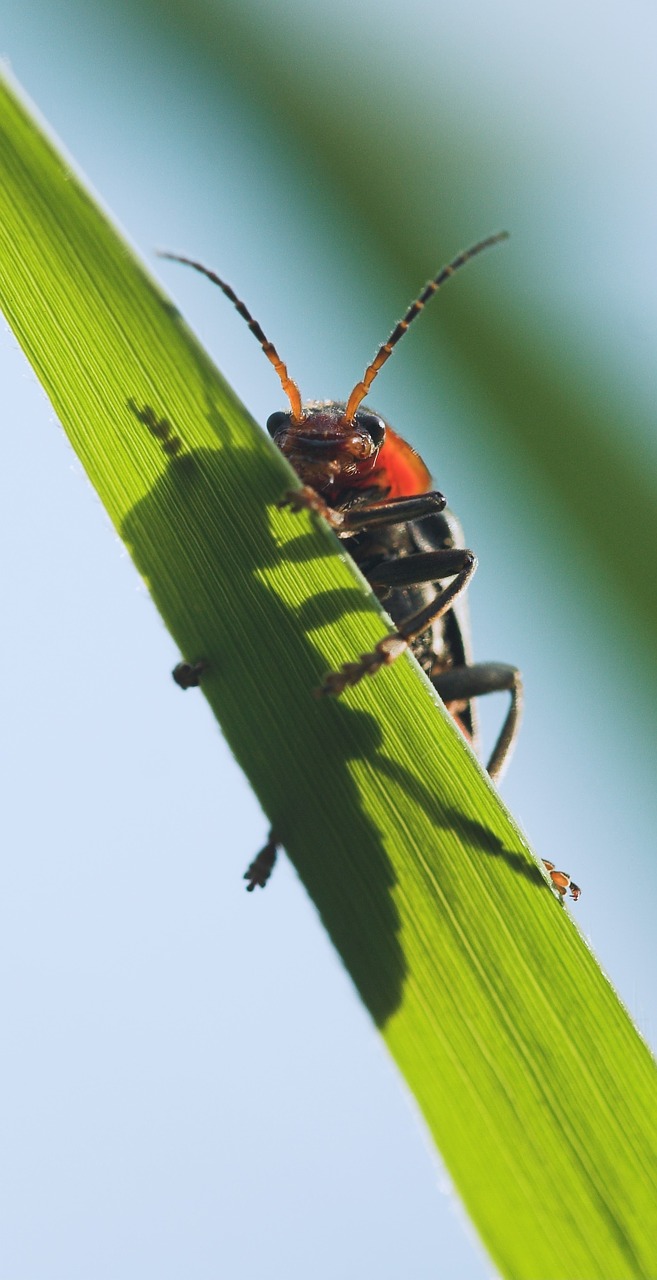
[319,548,477,695]
[339,491,447,533]
[430,662,523,784]
[367,547,472,589]
[280,486,447,535]
[432,666,578,900]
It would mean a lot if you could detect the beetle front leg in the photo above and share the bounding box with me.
[339,491,447,532]
[279,486,446,534]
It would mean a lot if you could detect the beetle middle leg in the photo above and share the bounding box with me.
[319,546,477,695]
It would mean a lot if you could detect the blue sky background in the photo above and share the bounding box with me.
[2,1,656,1276]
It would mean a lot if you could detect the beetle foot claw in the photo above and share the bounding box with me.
[543,860,581,901]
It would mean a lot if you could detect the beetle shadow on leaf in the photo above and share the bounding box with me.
[374,750,546,889]
[122,397,406,1027]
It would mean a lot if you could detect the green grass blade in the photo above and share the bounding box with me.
[1,76,656,1279]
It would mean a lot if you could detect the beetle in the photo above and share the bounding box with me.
[163,238,580,902]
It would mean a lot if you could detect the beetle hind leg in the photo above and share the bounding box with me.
[432,662,579,901]
[431,661,523,784]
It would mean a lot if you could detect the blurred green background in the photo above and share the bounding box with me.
[2,0,656,1276]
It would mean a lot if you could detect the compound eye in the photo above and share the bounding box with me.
[356,411,386,447]
[266,410,290,437]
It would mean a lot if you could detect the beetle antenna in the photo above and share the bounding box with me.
[159,252,304,423]
[343,231,509,423]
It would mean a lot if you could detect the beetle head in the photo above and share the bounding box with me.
[267,402,386,497]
